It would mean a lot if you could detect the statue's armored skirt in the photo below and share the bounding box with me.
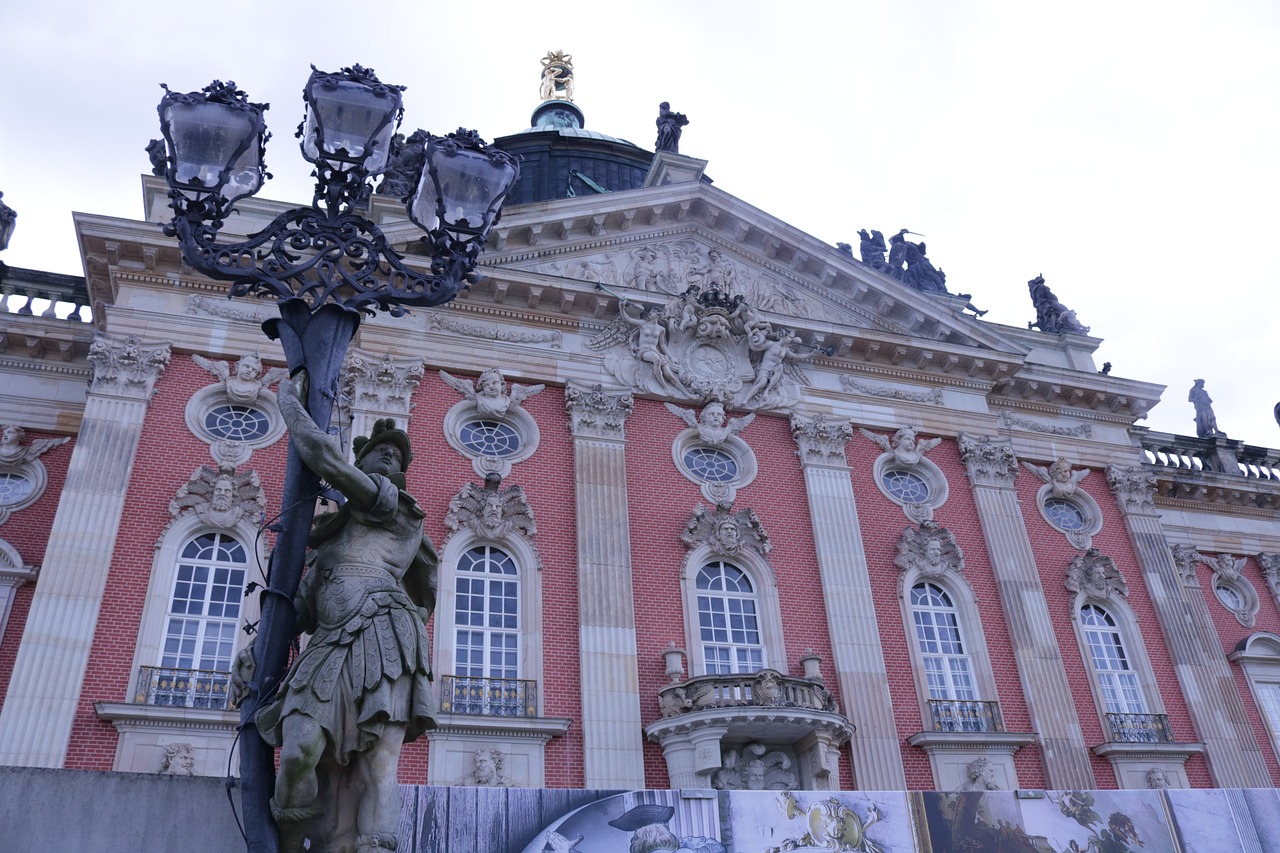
[257,572,436,762]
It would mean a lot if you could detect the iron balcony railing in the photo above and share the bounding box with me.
[1105,712,1174,743]
[440,675,537,717]
[926,699,1005,733]
[133,666,232,710]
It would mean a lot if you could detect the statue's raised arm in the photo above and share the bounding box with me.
[277,375,385,510]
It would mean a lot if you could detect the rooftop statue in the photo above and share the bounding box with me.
[655,101,689,153]
[1027,274,1090,335]
[888,229,948,294]
[1188,378,1225,438]
[857,229,890,272]
[234,376,438,853]
[539,50,575,102]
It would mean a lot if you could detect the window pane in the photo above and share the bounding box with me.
[696,561,764,674]
[163,533,248,674]
[910,583,977,701]
[452,545,521,679]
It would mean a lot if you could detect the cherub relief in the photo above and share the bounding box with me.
[664,401,755,446]
[0,425,68,467]
[743,328,814,406]
[1022,457,1090,498]
[714,742,796,791]
[192,352,287,406]
[439,368,545,418]
[619,302,683,388]
[859,425,941,466]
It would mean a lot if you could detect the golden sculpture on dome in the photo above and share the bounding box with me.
[539,50,575,102]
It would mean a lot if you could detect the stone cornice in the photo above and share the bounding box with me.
[429,713,572,741]
[1090,741,1205,760]
[906,731,1037,753]
[93,702,238,732]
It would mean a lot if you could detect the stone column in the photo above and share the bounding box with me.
[1106,464,1272,787]
[791,413,906,789]
[0,333,170,767]
[956,432,1095,788]
[341,348,425,445]
[564,383,645,788]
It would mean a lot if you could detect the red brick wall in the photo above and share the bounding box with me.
[403,373,583,787]
[849,434,1048,790]
[64,357,289,770]
[627,403,850,790]
[1194,552,1280,785]
[0,429,76,707]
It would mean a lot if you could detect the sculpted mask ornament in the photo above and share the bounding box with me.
[1023,457,1090,499]
[166,464,266,533]
[441,368,544,418]
[955,757,1001,792]
[894,521,964,580]
[159,742,196,776]
[714,742,797,791]
[1066,548,1127,602]
[193,352,288,406]
[665,401,754,447]
[459,745,513,787]
[682,503,771,558]
[860,425,941,467]
[444,476,536,543]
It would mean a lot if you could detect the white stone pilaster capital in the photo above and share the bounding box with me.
[790,412,852,466]
[87,332,171,400]
[1105,463,1158,515]
[565,383,634,440]
[342,348,425,419]
[957,432,1019,488]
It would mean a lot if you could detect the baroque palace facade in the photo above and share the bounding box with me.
[2,76,1280,823]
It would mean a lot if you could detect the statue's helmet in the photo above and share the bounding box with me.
[353,418,413,471]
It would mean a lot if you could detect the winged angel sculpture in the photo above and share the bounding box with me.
[1022,457,1090,498]
[858,425,940,466]
[664,401,754,446]
[0,425,68,467]
[439,368,544,418]
[192,353,288,406]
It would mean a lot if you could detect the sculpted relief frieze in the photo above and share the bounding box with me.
[531,239,820,320]
[588,285,817,411]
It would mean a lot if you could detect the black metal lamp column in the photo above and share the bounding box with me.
[156,65,518,853]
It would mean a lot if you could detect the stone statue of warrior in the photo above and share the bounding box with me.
[253,375,438,853]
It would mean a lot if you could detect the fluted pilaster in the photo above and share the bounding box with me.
[956,432,1095,788]
[0,334,170,766]
[564,383,644,787]
[1105,464,1271,787]
[790,412,906,789]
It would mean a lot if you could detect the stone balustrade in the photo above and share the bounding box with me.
[656,668,837,719]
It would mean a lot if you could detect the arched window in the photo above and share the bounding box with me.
[454,544,520,680]
[1080,604,1147,714]
[696,560,764,674]
[153,532,248,708]
[910,582,976,701]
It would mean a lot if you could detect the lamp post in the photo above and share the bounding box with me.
[155,65,518,853]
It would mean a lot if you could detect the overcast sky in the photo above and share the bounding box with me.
[2,1,1277,446]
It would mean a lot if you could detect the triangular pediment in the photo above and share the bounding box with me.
[462,182,1026,357]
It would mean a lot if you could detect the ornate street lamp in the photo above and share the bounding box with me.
[155,65,518,853]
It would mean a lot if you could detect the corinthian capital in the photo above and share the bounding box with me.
[565,383,634,439]
[1105,464,1157,514]
[87,333,171,400]
[957,432,1019,487]
[342,349,425,418]
[790,412,852,465]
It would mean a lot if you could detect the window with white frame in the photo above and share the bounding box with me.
[454,544,520,680]
[696,560,765,675]
[910,583,977,701]
[151,532,248,708]
[1080,604,1147,714]
[1228,632,1280,758]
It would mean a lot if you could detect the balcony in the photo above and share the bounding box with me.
[440,675,537,717]
[655,668,837,718]
[926,699,1005,733]
[133,666,231,710]
[1105,712,1173,744]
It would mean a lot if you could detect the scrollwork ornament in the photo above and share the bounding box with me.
[1065,548,1128,602]
[790,413,852,465]
[1106,464,1157,514]
[956,432,1019,487]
